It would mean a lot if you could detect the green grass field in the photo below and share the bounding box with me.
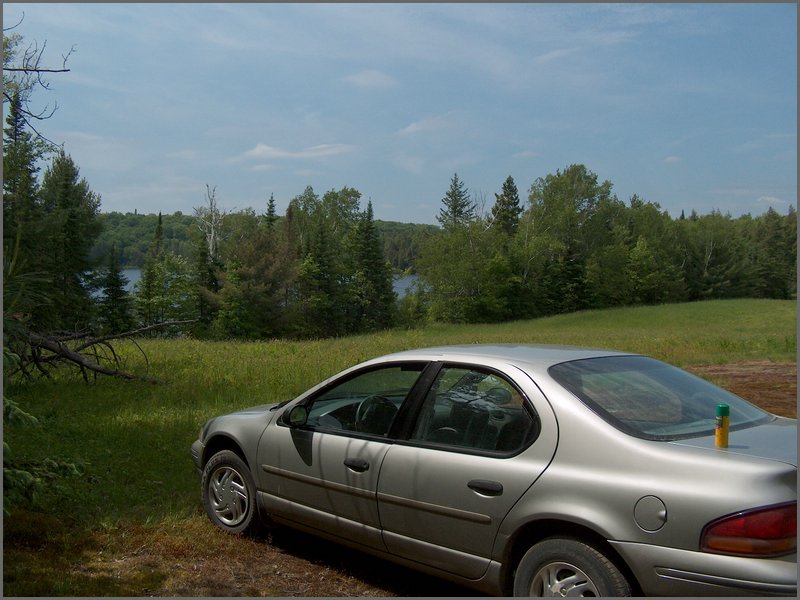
[3,298,796,595]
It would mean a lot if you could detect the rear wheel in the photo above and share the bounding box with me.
[514,537,631,597]
[201,450,260,535]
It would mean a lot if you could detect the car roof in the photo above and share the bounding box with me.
[377,344,637,371]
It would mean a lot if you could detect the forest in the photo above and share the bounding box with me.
[90,210,439,273]
[86,167,798,340]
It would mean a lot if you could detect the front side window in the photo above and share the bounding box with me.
[305,363,425,436]
[410,366,539,453]
[549,356,772,441]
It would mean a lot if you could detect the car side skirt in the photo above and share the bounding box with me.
[257,490,504,595]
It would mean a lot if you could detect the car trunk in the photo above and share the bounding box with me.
[669,416,797,467]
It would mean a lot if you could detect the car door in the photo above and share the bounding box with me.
[257,362,427,552]
[377,363,558,579]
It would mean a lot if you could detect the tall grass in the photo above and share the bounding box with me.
[5,299,796,527]
[3,299,796,595]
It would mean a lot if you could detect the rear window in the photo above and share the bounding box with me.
[548,356,773,441]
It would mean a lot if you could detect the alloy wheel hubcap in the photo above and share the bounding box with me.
[209,465,249,526]
[530,561,600,597]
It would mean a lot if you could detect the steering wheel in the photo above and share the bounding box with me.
[355,395,395,433]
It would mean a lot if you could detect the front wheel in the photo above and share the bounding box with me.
[201,450,260,535]
[514,537,631,597]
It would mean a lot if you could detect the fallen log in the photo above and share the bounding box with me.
[28,332,153,382]
[19,320,197,383]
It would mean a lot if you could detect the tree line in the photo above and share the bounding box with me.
[91,169,797,334]
[414,167,796,324]
[90,211,438,273]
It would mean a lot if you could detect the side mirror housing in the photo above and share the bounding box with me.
[287,405,308,427]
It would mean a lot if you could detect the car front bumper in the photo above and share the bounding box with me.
[611,541,797,596]
[190,439,204,472]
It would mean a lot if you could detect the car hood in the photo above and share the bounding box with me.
[669,417,797,467]
[227,402,280,416]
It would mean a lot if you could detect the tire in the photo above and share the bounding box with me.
[201,450,260,535]
[514,537,631,597]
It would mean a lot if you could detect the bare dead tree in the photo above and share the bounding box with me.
[194,184,227,261]
[3,16,75,145]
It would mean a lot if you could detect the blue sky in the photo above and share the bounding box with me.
[3,3,796,224]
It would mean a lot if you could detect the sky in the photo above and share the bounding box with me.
[3,3,797,224]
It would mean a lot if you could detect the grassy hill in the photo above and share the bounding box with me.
[3,298,796,595]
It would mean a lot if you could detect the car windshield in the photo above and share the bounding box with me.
[549,356,773,441]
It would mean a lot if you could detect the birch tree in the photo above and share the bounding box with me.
[194,184,226,262]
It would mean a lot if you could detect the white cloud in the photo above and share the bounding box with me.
[535,47,581,64]
[343,69,399,89]
[663,155,681,163]
[242,143,354,160]
[733,131,797,154]
[757,195,788,206]
[397,116,450,137]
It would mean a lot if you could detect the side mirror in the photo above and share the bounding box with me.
[287,405,308,427]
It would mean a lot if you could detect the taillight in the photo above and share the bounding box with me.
[701,502,796,557]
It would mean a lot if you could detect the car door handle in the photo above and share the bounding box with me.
[344,458,370,473]
[468,479,503,496]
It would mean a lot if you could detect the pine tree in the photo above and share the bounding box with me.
[437,173,476,230]
[266,193,278,230]
[753,207,793,299]
[352,201,395,331]
[491,175,522,236]
[98,245,134,333]
[208,209,292,339]
[3,91,45,275]
[37,151,102,330]
[135,250,195,332]
[190,231,221,335]
[526,165,613,314]
[151,212,164,258]
[137,216,164,327]
[293,221,340,337]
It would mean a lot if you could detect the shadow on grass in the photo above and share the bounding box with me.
[3,511,167,596]
[264,525,484,597]
[4,508,484,597]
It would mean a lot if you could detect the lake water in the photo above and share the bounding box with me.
[122,268,141,291]
[392,274,417,297]
[122,268,417,298]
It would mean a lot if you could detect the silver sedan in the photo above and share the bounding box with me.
[191,345,797,596]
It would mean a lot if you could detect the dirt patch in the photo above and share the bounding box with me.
[687,361,796,418]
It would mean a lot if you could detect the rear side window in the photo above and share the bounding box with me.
[549,356,772,441]
[410,366,539,454]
